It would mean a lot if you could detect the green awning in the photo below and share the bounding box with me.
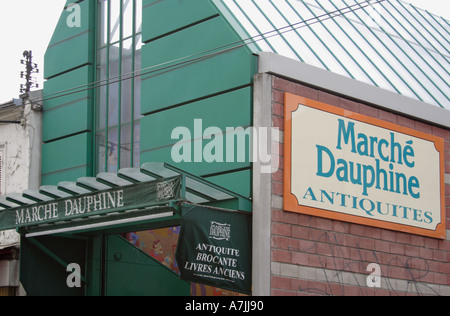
[0,163,251,237]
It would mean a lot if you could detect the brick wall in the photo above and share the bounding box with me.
[270,76,450,296]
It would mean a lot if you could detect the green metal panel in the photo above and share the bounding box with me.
[42,64,93,143]
[85,236,103,296]
[140,15,256,114]
[41,132,92,185]
[43,99,91,142]
[105,235,190,296]
[140,87,253,183]
[42,0,95,185]
[20,236,86,296]
[205,169,251,199]
[45,32,92,79]
[142,0,219,43]
[44,0,96,79]
[140,138,251,178]
[140,87,252,153]
[41,166,91,188]
[140,4,257,201]
[142,15,246,78]
[43,65,92,112]
[141,48,255,114]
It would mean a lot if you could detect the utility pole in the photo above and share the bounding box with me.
[20,50,39,94]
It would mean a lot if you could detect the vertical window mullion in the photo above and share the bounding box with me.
[117,0,124,169]
[105,0,111,172]
[130,0,136,167]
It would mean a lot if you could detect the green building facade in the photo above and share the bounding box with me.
[28,0,257,296]
[42,0,256,196]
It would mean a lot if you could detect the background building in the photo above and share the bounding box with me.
[0,91,42,296]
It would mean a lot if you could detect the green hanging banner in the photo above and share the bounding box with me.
[0,176,181,231]
[176,204,252,295]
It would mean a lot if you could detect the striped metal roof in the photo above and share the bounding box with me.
[217,0,450,109]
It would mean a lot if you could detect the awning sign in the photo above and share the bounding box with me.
[176,204,252,294]
[0,176,181,231]
[284,93,446,239]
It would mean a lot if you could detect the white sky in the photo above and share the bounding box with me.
[0,0,66,103]
[0,0,448,104]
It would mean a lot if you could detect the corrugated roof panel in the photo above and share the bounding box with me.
[217,0,450,109]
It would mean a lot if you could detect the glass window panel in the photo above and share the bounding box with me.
[121,38,133,124]
[99,0,108,47]
[331,0,362,23]
[301,0,326,18]
[250,1,303,59]
[239,1,275,35]
[397,36,447,93]
[273,0,325,66]
[108,82,119,128]
[409,6,449,51]
[108,127,119,172]
[108,44,120,128]
[378,2,417,44]
[316,0,338,12]
[133,123,140,168]
[357,2,385,33]
[122,0,134,39]
[110,0,121,43]
[393,3,427,42]
[135,0,142,33]
[134,48,142,120]
[121,84,132,124]
[258,0,289,29]
[233,0,277,52]
[428,50,450,84]
[109,45,121,74]
[419,14,448,55]
[96,132,106,173]
[221,0,265,51]
[135,34,143,51]
[98,83,107,130]
[260,0,305,61]
[97,48,108,130]
[341,12,403,91]
[122,38,133,61]
[308,18,359,78]
[98,47,108,68]
[120,124,132,169]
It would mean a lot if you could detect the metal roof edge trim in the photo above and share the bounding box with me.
[258,52,450,129]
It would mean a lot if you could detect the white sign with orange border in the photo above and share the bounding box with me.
[284,93,446,239]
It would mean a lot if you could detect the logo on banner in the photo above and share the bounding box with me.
[209,221,231,241]
[176,205,252,294]
[157,180,176,201]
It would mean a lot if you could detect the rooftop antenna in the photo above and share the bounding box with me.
[20,50,39,94]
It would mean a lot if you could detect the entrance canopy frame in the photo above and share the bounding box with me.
[0,162,251,238]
